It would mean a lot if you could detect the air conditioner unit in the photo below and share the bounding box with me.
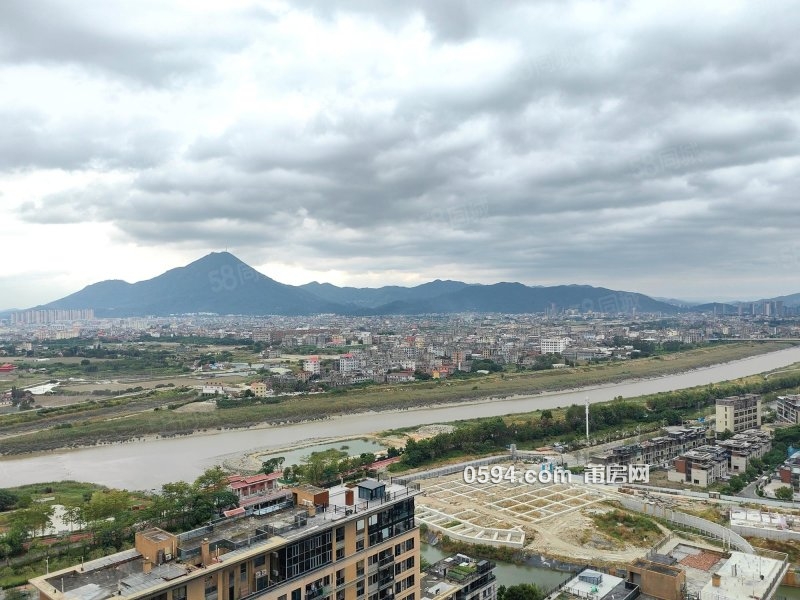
[164,553,173,562]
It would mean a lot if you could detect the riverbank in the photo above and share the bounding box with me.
[0,342,793,457]
[3,345,800,489]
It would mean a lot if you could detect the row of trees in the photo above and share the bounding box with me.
[399,373,800,469]
[279,450,378,487]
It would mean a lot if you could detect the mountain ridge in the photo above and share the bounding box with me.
[23,251,769,317]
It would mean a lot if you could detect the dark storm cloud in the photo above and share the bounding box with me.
[9,1,800,296]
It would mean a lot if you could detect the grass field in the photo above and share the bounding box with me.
[590,509,662,545]
[0,341,793,455]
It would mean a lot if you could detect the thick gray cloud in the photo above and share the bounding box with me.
[7,1,800,301]
[0,0,262,85]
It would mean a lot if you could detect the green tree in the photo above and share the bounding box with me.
[661,409,683,426]
[0,489,18,511]
[776,486,794,501]
[0,524,28,557]
[15,504,54,536]
[502,584,544,600]
[63,503,85,532]
[716,429,734,441]
[261,457,285,474]
[84,490,132,523]
[4,587,30,600]
[193,466,229,495]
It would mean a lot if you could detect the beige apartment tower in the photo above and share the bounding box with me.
[30,480,420,600]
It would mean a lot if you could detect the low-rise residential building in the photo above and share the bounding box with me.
[339,353,357,374]
[540,338,570,354]
[715,394,762,434]
[249,381,269,398]
[226,473,281,500]
[778,450,800,491]
[626,558,685,600]
[776,395,800,425]
[303,356,321,375]
[562,570,639,600]
[590,426,708,467]
[201,381,225,395]
[716,429,771,473]
[667,445,729,487]
[386,370,415,383]
[699,551,787,600]
[421,553,497,600]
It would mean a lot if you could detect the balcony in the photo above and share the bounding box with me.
[306,586,331,600]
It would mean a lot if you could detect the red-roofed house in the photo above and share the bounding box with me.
[226,472,281,500]
[0,363,16,372]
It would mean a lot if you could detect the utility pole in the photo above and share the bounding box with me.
[585,396,590,445]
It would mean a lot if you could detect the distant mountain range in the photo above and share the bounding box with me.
[16,252,800,317]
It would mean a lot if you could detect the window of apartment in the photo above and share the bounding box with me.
[336,526,345,542]
[337,592,345,600]
[172,587,187,600]
[336,547,345,560]
[395,556,415,576]
[291,589,301,600]
[285,530,333,578]
[278,596,287,600]
[356,582,365,597]
[336,569,345,587]
[240,564,247,582]
[357,560,365,578]
[204,576,218,600]
[356,539,364,552]
[357,519,365,533]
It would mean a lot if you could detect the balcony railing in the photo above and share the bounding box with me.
[306,585,331,600]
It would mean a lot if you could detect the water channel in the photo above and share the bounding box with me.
[1,345,800,489]
[421,543,572,588]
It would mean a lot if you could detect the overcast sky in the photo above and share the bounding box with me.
[3,0,800,308]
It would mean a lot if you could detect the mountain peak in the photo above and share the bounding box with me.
[34,252,685,317]
[189,251,248,267]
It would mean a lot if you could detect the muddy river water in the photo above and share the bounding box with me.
[2,346,800,489]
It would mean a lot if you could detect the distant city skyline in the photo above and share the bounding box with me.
[2,1,799,307]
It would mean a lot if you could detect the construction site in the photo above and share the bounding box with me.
[396,454,793,600]
[408,459,652,562]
